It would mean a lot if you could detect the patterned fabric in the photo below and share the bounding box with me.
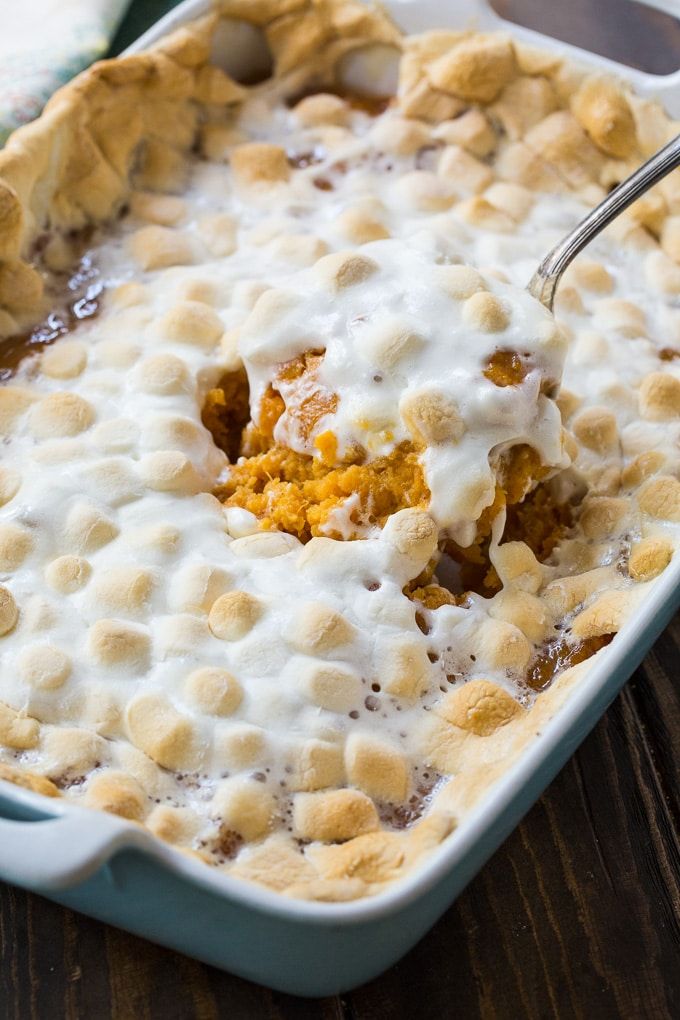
[0,0,131,144]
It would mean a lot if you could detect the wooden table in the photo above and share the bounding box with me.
[2,2,680,1017]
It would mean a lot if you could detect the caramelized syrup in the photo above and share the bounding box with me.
[484,349,530,387]
[527,632,614,692]
[0,252,102,381]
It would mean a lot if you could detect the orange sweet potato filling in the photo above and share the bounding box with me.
[216,440,430,541]
[484,349,559,398]
[272,349,339,444]
[442,445,554,597]
[503,478,577,561]
[205,354,552,546]
[484,349,531,387]
[209,355,430,540]
[202,366,251,462]
[406,583,461,610]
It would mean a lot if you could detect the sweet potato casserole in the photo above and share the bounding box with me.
[0,0,679,900]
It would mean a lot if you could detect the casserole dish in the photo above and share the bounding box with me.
[0,0,680,996]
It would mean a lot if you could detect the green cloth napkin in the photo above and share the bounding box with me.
[0,0,183,145]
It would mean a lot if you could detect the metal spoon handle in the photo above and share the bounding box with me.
[527,132,680,310]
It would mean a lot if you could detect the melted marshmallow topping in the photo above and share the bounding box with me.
[0,238,454,837]
[1,27,680,899]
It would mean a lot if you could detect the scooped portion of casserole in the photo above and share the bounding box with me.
[217,236,567,545]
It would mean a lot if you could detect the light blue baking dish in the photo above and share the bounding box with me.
[1,0,679,997]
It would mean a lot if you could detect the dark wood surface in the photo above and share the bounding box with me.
[2,2,680,1017]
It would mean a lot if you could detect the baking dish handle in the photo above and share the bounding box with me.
[0,805,146,892]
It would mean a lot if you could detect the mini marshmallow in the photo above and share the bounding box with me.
[208,591,262,641]
[0,587,18,636]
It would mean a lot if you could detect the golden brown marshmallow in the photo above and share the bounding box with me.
[288,602,356,656]
[293,789,380,843]
[126,694,197,771]
[437,679,523,736]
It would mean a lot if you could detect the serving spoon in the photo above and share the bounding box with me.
[527,132,680,311]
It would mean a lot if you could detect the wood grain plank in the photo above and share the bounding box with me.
[62,908,112,1020]
[631,620,680,827]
